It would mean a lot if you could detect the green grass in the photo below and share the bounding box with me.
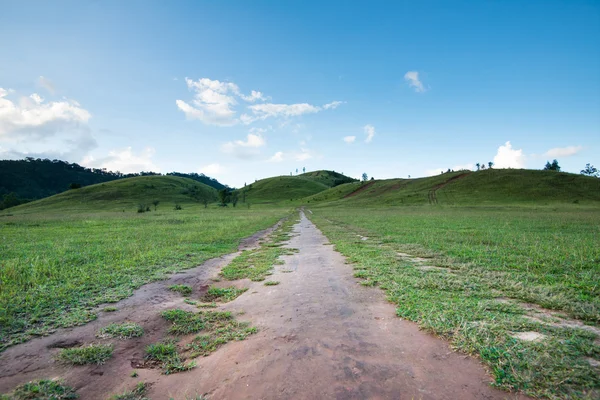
[145,340,195,375]
[10,175,217,214]
[103,306,118,312]
[264,281,279,286]
[0,379,78,400]
[308,206,600,398]
[56,343,113,365]
[110,382,148,400]
[149,309,256,374]
[298,170,356,187]
[0,205,289,352]
[305,169,600,207]
[201,286,247,302]
[220,215,298,281]
[237,175,330,204]
[97,322,144,339]
[168,284,193,296]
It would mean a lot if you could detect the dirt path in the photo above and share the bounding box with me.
[1,212,524,399]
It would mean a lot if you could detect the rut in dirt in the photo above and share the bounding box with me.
[148,211,524,400]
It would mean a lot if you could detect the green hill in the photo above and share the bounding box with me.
[5,175,218,214]
[237,170,356,204]
[305,169,600,207]
[238,175,329,204]
[298,170,357,187]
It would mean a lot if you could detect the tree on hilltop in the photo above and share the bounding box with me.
[581,163,599,177]
[544,159,561,171]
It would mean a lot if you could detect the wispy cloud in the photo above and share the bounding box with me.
[177,77,343,126]
[38,76,56,94]
[364,124,375,143]
[544,145,583,158]
[343,135,356,144]
[221,132,266,159]
[82,147,158,173]
[404,71,426,93]
[268,151,284,162]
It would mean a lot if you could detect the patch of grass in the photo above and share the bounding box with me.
[56,343,113,365]
[145,340,196,375]
[220,215,298,281]
[154,309,257,369]
[110,382,148,400]
[169,284,193,296]
[201,286,247,303]
[0,379,78,399]
[197,302,217,308]
[103,306,118,312]
[130,370,138,378]
[97,322,143,339]
[184,298,197,305]
[186,316,257,358]
[0,204,291,352]
[264,281,279,286]
[308,207,600,399]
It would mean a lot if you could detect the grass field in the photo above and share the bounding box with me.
[308,206,600,398]
[0,205,290,352]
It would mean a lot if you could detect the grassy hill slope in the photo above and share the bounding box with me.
[298,170,357,187]
[239,175,330,204]
[5,175,218,214]
[305,169,600,206]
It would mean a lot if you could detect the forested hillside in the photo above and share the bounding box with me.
[0,158,227,208]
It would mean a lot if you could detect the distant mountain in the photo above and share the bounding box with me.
[166,172,228,190]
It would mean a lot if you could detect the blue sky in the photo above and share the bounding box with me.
[1,0,599,187]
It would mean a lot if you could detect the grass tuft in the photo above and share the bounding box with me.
[168,284,192,296]
[97,322,143,339]
[110,381,149,400]
[56,343,113,365]
[0,379,78,399]
[201,286,247,303]
[264,281,280,286]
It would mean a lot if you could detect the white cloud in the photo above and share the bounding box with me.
[199,163,223,175]
[404,71,426,93]
[0,88,91,138]
[82,147,158,173]
[176,78,240,126]
[493,141,525,168]
[268,151,284,162]
[364,124,375,143]
[266,148,313,163]
[239,90,267,103]
[177,77,343,126]
[221,133,266,159]
[323,101,344,110]
[544,145,583,158]
[243,101,344,124]
[38,76,56,94]
[0,86,95,161]
[343,136,356,143]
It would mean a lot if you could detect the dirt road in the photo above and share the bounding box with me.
[1,212,523,399]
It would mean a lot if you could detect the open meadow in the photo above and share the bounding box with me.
[0,205,290,352]
[308,205,600,398]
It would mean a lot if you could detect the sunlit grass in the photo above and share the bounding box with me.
[308,206,600,398]
[0,206,290,352]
